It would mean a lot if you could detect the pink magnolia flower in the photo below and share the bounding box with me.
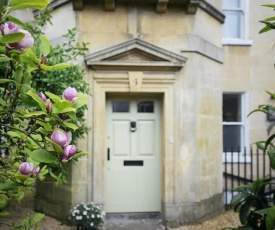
[63,87,78,103]
[46,102,52,113]
[33,166,40,176]
[62,145,76,162]
[19,162,34,175]
[0,22,34,50]
[51,130,72,147]
[10,29,34,49]
[0,22,19,35]
[39,92,47,102]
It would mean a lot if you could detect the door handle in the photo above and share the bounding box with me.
[107,148,110,161]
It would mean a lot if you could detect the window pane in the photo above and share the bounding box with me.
[223,0,240,8]
[223,94,242,122]
[222,11,242,38]
[112,101,129,113]
[137,101,154,113]
[223,125,241,151]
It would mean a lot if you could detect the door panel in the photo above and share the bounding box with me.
[105,97,161,213]
[113,120,131,156]
[138,120,155,156]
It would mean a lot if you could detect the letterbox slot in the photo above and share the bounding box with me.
[124,160,143,166]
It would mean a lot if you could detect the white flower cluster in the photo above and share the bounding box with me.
[70,202,105,229]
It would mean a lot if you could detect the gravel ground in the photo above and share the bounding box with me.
[0,193,241,230]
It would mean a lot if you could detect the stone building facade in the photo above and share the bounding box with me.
[33,0,275,227]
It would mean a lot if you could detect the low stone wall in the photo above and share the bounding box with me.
[165,193,224,228]
[34,180,72,224]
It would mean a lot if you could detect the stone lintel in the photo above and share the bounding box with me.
[156,0,169,14]
[105,0,115,11]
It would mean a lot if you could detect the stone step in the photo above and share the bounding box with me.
[103,213,165,230]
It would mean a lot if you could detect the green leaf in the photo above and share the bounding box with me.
[62,122,78,131]
[39,64,53,71]
[37,35,51,57]
[71,152,88,161]
[14,64,23,83]
[0,98,7,106]
[30,134,42,141]
[259,20,275,30]
[230,192,250,207]
[262,16,275,22]
[73,93,87,109]
[0,54,11,62]
[267,149,275,170]
[45,92,61,103]
[52,101,76,114]
[23,110,47,118]
[20,55,38,71]
[20,84,38,107]
[256,205,275,230]
[45,137,63,155]
[9,0,50,10]
[262,4,275,8]
[0,194,8,209]
[29,149,58,163]
[7,131,22,138]
[24,178,35,187]
[23,71,32,84]
[26,90,47,111]
[7,15,25,27]
[31,213,45,223]
[262,133,275,152]
[0,32,25,43]
[15,175,31,182]
[22,219,30,229]
[239,198,254,225]
[51,63,71,70]
[267,122,275,135]
[0,182,19,191]
[259,25,273,34]
[255,141,266,150]
[36,120,51,130]
[0,79,18,88]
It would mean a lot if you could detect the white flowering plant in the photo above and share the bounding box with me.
[70,202,105,229]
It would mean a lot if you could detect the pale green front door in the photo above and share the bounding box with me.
[105,97,162,213]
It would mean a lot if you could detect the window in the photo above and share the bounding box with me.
[112,101,129,113]
[137,101,154,113]
[222,0,252,45]
[223,93,248,158]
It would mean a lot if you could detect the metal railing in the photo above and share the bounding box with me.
[223,147,275,207]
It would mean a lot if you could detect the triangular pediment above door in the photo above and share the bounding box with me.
[85,38,187,71]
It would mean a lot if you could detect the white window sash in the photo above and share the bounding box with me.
[222,0,252,45]
[223,92,249,162]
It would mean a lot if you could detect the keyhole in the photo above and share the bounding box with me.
[135,78,138,85]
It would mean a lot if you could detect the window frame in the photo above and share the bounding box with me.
[222,92,249,162]
[222,0,252,46]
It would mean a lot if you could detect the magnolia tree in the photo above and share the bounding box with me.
[0,0,87,228]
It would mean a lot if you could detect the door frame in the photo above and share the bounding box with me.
[87,71,177,216]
